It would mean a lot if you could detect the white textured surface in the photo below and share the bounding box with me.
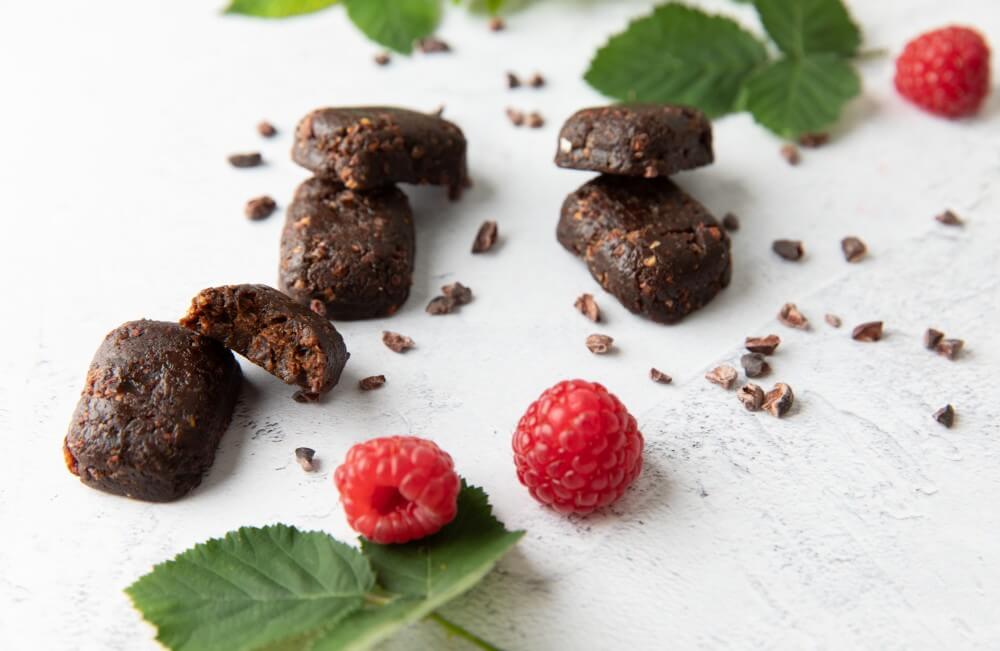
[1,1,999,649]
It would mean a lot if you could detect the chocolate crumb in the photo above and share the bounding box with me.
[935,210,963,226]
[778,303,809,329]
[382,331,414,353]
[472,220,498,253]
[292,390,319,403]
[851,321,883,342]
[359,375,386,391]
[798,132,829,148]
[506,107,525,126]
[488,17,505,31]
[526,112,544,128]
[374,52,391,66]
[825,313,842,328]
[574,293,601,323]
[257,121,277,138]
[506,72,521,88]
[294,447,316,472]
[528,73,545,88]
[309,299,327,317]
[841,236,867,262]
[585,334,614,355]
[773,239,804,261]
[228,152,262,168]
[426,295,456,315]
[722,213,740,231]
[780,144,801,165]
[442,282,473,305]
[416,37,451,53]
[763,383,794,417]
[737,383,765,411]
[933,404,955,428]
[705,365,738,389]
[650,368,672,384]
[936,338,964,360]
[924,328,945,350]
[740,353,770,378]
[745,334,781,355]
[244,195,277,221]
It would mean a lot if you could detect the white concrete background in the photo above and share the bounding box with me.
[1,0,999,649]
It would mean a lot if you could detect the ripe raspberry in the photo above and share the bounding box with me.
[334,436,460,544]
[894,26,991,118]
[512,379,644,515]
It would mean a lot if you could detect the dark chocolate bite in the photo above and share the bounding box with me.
[558,175,731,324]
[279,177,415,320]
[292,107,469,195]
[180,284,349,396]
[555,104,713,177]
[63,320,242,502]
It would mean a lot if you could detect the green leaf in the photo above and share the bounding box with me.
[310,484,525,651]
[740,53,860,137]
[224,0,339,19]
[343,0,442,54]
[753,0,860,57]
[584,4,769,118]
[126,525,375,651]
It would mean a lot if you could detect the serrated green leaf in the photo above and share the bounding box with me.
[741,53,860,137]
[126,524,374,651]
[309,484,524,651]
[224,0,339,18]
[343,0,442,54]
[584,4,769,118]
[753,0,860,57]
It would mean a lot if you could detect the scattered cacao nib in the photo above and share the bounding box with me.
[705,365,738,389]
[574,293,601,322]
[506,107,525,126]
[780,144,801,165]
[528,73,545,88]
[244,195,277,221]
[294,447,316,472]
[924,328,945,350]
[442,282,473,305]
[506,72,521,89]
[488,17,505,31]
[936,338,964,360]
[228,152,263,168]
[382,331,414,353]
[472,220,498,253]
[426,295,457,315]
[841,236,867,262]
[416,37,451,53]
[797,132,829,148]
[740,353,770,378]
[526,112,545,128]
[359,375,386,391]
[825,313,842,328]
[935,210,963,226]
[737,383,765,411]
[649,368,672,384]
[309,299,327,318]
[585,334,614,355]
[778,303,809,329]
[933,404,955,428]
[257,121,277,138]
[851,321,883,342]
[745,334,781,355]
[772,239,804,261]
[292,390,320,403]
[763,383,794,417]
[374,52,391,66]
[722,213,740,231]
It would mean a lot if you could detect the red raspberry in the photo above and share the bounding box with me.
[894,26,991,118]
[513,379,643,515]
[334,436,460,544]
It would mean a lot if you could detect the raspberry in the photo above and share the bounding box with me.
[894,26,991,118]
[334,436,460,544]
[512,379,644,515]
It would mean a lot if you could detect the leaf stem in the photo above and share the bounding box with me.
[428,612,501,651]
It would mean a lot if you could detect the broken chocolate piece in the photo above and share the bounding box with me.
[650,368,672,384]
[245,195,277,221]
[526,112,544,128]
[528,73,545,88]
[585,334,613,354]
[442,282,473,305]
[778,303,809,329]
[705,365,738,389]
[374,52,391,66]
[228,152,263,168]
[763,383,794,417]
[772,239,804,261]
[851,321,883,342]
[740,353,770,378]
[745,334,781,355]
[935,210,963,226]
[737,383,765,411]
[506,107,525,126]
[936,338,964,360]
[426,296,456,315]
[382,331,415,353]
[257,121,277,137]
[574,293,601,322]
[359,375,386,391]
[924,328,945,350]
[933,404,955,428]
[825,314,842,328]
[472,220,498,253]
[295,447,316,472]
[780,144,800,165]
[416,37,451,53]
[841,236,867,262]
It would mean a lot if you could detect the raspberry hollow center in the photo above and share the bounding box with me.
[371,485,408,515]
